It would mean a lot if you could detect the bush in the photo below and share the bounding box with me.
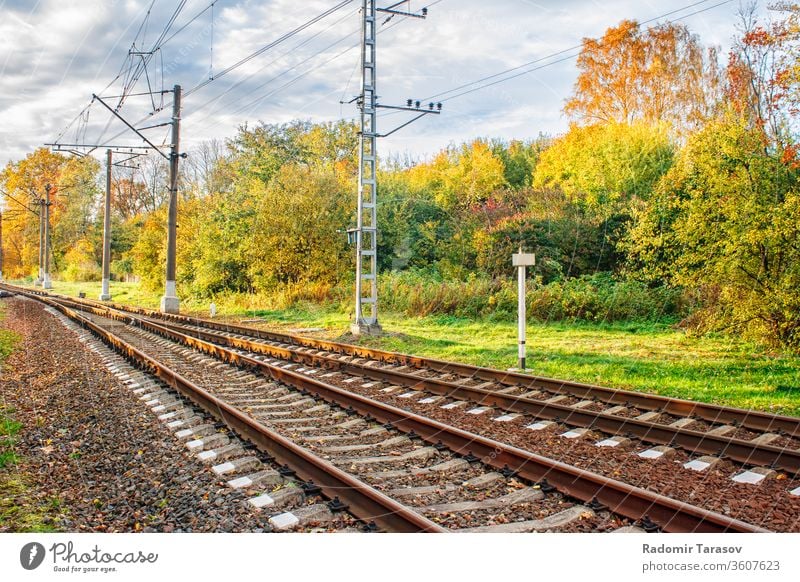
[376,270,685,323]
[528,273,684,323]
[111,257,134,280]
[61,240,101,282]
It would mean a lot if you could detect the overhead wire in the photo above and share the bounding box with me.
[118,0,188,111]
[55,0,435,153]
[57,0,728,160]
[184,0,355,97]
[185,4,360,125]
[188,0,445,137]
[94,0,190,146]
[160,0,219,47]
[88,1,358,150]
[424,0,734,103]
[51,1,155,146]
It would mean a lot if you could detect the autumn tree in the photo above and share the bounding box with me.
[623,115,800,347]
[136,153,170,212]
[725,3,800,153]
[183,139,231,198]
[111,176,154,220]
[0,148,99,279]
[533,121,675,217]
[565,20,722,132]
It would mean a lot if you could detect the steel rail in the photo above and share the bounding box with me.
[16,289,767,533]
[37,292,800,475]
[34,285,800,438]
[34,293,444,533]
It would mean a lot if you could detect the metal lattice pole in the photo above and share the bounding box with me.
[349,2,435,335]
[352,0,380,335]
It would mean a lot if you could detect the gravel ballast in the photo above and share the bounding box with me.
[0,296,276,532]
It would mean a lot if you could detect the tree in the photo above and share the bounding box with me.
[623,116,800,348]
[128,208,166,291]
[533,121,675,217]
[565,20,722,133]
[247,164,351,290]
[490,138,548,190]
[183,139,231,198]
[111,176,157,220]
[136,153,169,212]
[0,148,99,278]
[474,189,622,281]
[725,3,800,151]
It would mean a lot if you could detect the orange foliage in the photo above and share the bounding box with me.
[565,20,721,133]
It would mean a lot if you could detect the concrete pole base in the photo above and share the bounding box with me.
[160,295,180,314]
[350,321,383,336]
[42,276,52,290]
[99,279,111,301]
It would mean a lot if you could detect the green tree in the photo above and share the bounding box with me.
[624,116,800,347]
[128,208,167,291]
[533,121,674,218]
[247,164,351,290]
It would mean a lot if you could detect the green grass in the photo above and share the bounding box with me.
[12,279,800,416]
[253,310,800,416]
[0,326,16,367]
[0,302,20,469]
[0,409,22,469]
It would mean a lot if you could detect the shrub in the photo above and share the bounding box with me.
[376,270,684,323]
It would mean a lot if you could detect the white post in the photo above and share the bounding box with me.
[512,250,535,370]
[518,262,526,369]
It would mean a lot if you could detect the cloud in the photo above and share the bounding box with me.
[0,0,754,166]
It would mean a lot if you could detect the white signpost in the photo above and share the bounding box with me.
[512,250,535,370]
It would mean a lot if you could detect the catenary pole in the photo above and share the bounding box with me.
[351,1,433,335]
[36,198,44,285]
[160,84,182,314]
[43,184,52,289]
[352,0,380,335]
[100,149,113,301]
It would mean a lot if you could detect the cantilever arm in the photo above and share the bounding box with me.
[92,94,170,160]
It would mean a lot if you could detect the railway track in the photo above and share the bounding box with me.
[3,283,789,532]
[61,290,800,432]
[18,288,800,479]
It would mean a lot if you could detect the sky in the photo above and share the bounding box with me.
[0,0,773,167]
